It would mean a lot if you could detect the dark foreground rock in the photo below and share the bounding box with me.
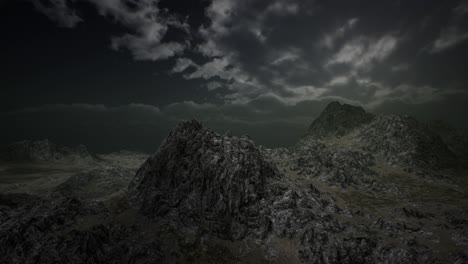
[0,193,162,264]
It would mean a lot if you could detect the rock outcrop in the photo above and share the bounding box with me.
[128,120,282,240]
[5,139,95,162]
[356,115,458,170]
[127,120,383,262]
[307,101,374,138]
[0,193,161,264]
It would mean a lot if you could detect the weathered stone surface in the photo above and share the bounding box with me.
[308,101,374,139]
[0,193,162,264]
[128,120,282,240]
[356,115,458,170]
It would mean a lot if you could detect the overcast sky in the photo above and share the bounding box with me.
[1,0,468,152]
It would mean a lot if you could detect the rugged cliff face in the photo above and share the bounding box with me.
[128,120,281,240]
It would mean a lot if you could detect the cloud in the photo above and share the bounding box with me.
[430,27,468,53]
[203,0,237,36]
[265,1,299,16]
[327,76,351,86]
[171,58,196,73]
[184,57,231,80]
[270,49,301,66]
[28,0,468,119]
[391,63,410,72]
[320,18,359,49]
[32,0,189,61]
[429,1,468,53]
[112,37,185,61]
[327,35,398,70]
[30,0,82,28]
[205,81,223,91]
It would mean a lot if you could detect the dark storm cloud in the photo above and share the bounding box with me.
[31,0,190,61]
[31,0,82,28]
[30,0,468,108]
[428,0,468,53]
[6,0,468,151]
[160,0,468,111]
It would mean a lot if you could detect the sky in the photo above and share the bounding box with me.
[1,0,468,153]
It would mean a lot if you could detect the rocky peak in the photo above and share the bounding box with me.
[128,120,281,239]
[308,101,374,138]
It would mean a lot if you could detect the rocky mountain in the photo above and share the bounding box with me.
[0,105,467,263]
[356,115,458,171]
[302,102,461,173]
[307,101,374,138]
[128,120,282,240]
[4,139,96,162]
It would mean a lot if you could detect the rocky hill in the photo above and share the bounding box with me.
[0,112,467,263]
[307,101,374,138]
[4,139,96,162]
[128,120,282,240]
[128,120,391,262]
[356,115,458,171]
[302,102,461,173]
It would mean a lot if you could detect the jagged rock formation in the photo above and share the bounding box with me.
[302,102,460,174]
[307,101,374,138]
[262,102,464,192]
[128,120,282,240]
[0,193,161,264]
[356,115,458,170]
[127,120,386,262]
[4,139,95,162]
[294,139,378,188]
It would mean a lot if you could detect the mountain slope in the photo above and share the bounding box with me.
[307,101,374,138]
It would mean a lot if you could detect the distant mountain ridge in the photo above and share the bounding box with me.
[4,139,96,162]
[304,101,463,172]
[307,101,374,138]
